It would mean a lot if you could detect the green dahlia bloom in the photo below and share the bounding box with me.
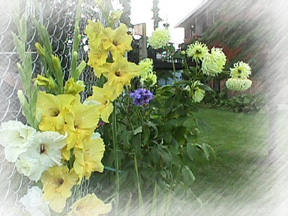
[192,87,205,103]
[139,58,153,76]
[230,61,252,79]
[140,72,157,87]
[139,58,157,87]
[226,78,252,91]
[181,50,186,55]
[186,41,209,61]
[190,81,205,103]
[148,29,171,49]
[202,48,226,76]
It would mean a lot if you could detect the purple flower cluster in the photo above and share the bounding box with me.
[130,88,154,106]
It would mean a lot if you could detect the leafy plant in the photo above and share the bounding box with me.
[222,94,265,112]
[96,79,216,200]
[204,92,265,113]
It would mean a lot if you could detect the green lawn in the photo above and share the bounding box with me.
[190,108,269,200]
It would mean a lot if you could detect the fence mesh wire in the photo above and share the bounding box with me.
[0,0,98,212]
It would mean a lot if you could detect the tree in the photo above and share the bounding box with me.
[152,0,162,30]
[119,0,132,27]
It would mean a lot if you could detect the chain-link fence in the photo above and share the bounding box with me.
[0,0,99,213]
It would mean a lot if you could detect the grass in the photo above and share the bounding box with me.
[190,107,269,200]
[88,107,270,213]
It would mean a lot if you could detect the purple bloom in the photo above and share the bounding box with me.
[98,120,106,127]
[130,88,154,106]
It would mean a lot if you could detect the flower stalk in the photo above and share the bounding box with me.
[134,153,143,208]
[112,104,120,211]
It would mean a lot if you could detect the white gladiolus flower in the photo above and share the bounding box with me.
[16,156,44,181]
[29,131,67,167]
[93,132,102,139]
[0,121,35,162]
[20,186,50,216]
[16,131,67,181]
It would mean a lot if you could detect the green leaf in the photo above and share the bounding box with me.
[186,143,198,161]
[52,55,64,90]
[182,166,195,184]
[145,121,158,139]
[133,126,142,135]
[183,117,197,129]
[142,125,151,146]
[157,147,172,163]
[201,143,210,160]
[74,60,87,80]
[201,143,216,160]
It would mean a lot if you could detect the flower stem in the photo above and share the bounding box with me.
[195,61,199,77]
[134,154,143,208]
[151,182,158,216]
[112,105,120,212]
[172,57,176,81]
[163,190,173,216]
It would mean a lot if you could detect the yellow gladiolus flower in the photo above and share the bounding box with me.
[34,74,57,90]
[37,92,77,132]
[66,102,100,148]
[73,147,85,181]
[100,58,140,98]
[41,166,78,213]
[86,20,133,78]
[86,20,109,72]
[103,24,132,59]
[73,135,105,180]
[67,194,112,216]
[86,86,115,123]
[64,78,85,95]
[61,101,100,160]
[108,10,123,27]
[37,92,100,160]
[84,135,105,178]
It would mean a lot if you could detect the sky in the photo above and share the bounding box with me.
[130,0,204,44]
[113,0,204,45]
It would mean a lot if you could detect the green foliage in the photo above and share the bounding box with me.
[221,94,265,112]
[204,92,265,113]
[97,80,215,195]
[71,0,87,81]
[13,17,39,128]
[34,22,64,93]
[34,1,86,94]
